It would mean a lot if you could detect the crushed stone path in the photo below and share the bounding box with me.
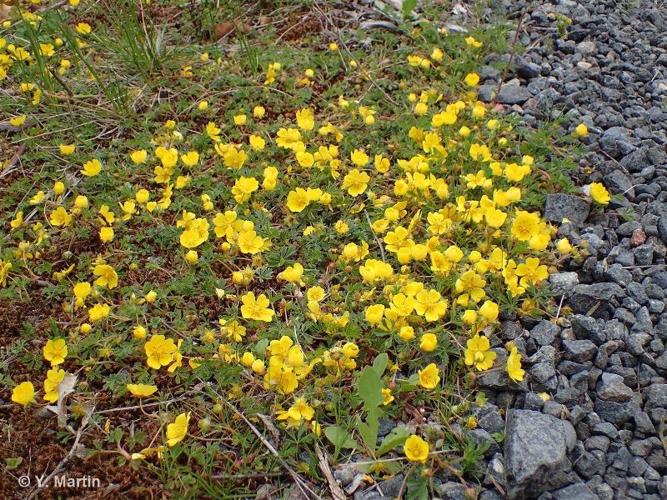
[466,1,666,499]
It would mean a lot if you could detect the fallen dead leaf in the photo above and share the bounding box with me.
[213,22,235,40]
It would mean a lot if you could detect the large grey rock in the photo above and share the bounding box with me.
[569,283,624,316]
[552,482,598,500]
[644,384,667,411]
[504,410,576,498]
[497,84,531,104]
[600,127,636,158]
[544,194,591,226]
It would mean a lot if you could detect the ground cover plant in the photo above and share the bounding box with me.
[0,0,603,497]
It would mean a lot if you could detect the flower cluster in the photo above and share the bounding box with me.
[0,5,585,481]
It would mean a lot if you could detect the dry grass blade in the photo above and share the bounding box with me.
[201,381,322,499]
[315,445,346,500]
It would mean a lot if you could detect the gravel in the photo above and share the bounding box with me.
[468,0,667,497]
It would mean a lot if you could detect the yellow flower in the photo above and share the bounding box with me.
[43,368,66,403]
[43,338,68,366]
[240,292,274,322]
[237,229,266,254]
[145,335,178,369]
[382,388,394,405]
[296,151,314,168]
[206,121,221,141]
[179,218,209,248]
[350,149,369,167]
[418,363,440,389]
[11,381,35,406]
[415,289,447,322]
[59,144,75,155]
[277,262,304,285]
[419,333,438,352]
[181,151,199,167]
[510,210,541,241]
[133,325,148,340]
[515,257,549,287]
[342,168,370,197]
[166,412,190,447]
[556,238,572,254]
[464,72,480,87]
[99,226,114,243]
[198,100,208,111]
[276,398,315,427]
[590,182,610,205]
[479,300,499,322]
[506,343,525,382]
[10,115,27,127]
[75,22,92,35]
[73,281,91,308]
[231,176,259,204]
[249,134,265,151]
[88,303,110,322]
[286,188,311,212]
[81,159,102,177]
[93,264,118,289]
[404,435,429,463]
[253,105,266,118]
[365,304,385,325]
[184,250,198,264]
[398,326,415,341]
[145,290,157,303]
[464,335,496,371]
[233,114,247,126]
[127,383,158,398]
[49,207,72,227]
[465,36,482,48]
[29,191,45,205]
[296,108,315,131]
[0,259,12,287]
[574,123,588,137]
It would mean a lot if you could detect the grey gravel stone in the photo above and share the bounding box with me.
[569,283,624,316]
[597,372,634,402]
[563,339,597,362]
[549,272,580,295]
[504,410,576,498]
[438,481,468,499]
[552,482,598,500]
[545,194,591,226]
[497,83,531,104]
[531,320,559,347]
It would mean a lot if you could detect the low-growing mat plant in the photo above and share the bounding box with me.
[0,0,606,497]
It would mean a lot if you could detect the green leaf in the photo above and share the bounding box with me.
[358,366,383,411]
[372,352,389,377]
[377,425,411,456]
[402,0,417,18]
[4,457,23,470]
[357,406,381,452]
[324,426,358,450]
[406,471,429,500]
